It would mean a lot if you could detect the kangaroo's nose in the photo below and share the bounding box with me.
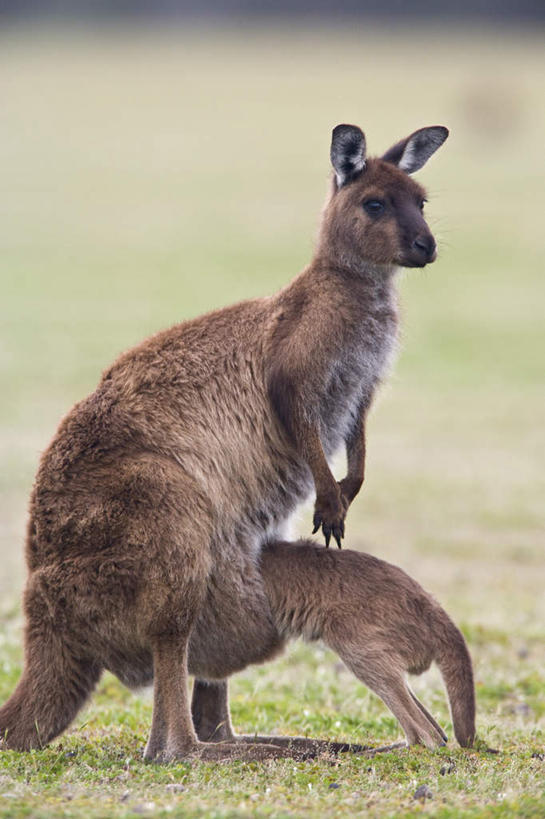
[413,234,436,261]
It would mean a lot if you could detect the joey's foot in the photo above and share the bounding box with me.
[312,490,345,548]
[144,740,293,764]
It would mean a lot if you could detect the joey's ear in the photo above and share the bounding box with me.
[330,124,366,188]
[382,126,449,174]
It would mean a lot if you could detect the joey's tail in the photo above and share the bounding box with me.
[0,605,101,750]
[436,616,476,747]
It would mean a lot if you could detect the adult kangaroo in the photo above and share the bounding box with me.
[0,124,448,761]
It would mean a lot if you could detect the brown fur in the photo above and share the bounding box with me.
[0,124,451,760]
[192,541,475,753]
[261,542,475,748]
[189,541,476,755]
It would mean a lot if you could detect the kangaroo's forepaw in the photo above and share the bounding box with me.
[312,495,345,548]
[312,514,344,548]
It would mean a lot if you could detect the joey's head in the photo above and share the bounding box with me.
[318,124,448,271]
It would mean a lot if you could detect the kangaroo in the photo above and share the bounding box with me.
[0,124,449,761]
[191,540,476,755]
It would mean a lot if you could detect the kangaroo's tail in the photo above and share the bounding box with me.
[436,615,476,747]
[0,584,101,751]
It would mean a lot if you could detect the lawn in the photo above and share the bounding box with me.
[0,22,544,818]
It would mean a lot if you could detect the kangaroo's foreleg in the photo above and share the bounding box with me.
[267,359,347,548]
[338,404,367,511]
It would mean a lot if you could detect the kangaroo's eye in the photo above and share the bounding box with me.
[419,198,427,211]
[363,199,385,217]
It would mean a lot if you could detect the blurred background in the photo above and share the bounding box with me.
[0,1,544,741]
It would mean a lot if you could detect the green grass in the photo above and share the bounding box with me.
[0,22,544,817]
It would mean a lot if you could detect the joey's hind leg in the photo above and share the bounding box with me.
[191,677,369,757]
[330,629,447,750]
[407,685,448,744]
[343,657,447,749]
[378,677,447,748]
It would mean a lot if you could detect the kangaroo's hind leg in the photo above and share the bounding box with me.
[144,571,292,762]
[191,677,370,757]
[145,635,196,761]
[142,544,290,762]
[191,680,235,742]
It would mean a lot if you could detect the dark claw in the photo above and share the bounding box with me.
[312,512,322,534]
[312,507,346,549]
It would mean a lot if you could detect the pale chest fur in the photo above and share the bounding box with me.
[318,276,399,454]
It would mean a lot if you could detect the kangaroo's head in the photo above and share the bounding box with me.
[318,124,448,270]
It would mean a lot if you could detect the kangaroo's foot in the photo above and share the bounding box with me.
[190,679,405,760]
[238,736,413,757]
[237,735,371,756]
[145,739,312,763]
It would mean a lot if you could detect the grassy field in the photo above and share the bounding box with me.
[0,23,544,818]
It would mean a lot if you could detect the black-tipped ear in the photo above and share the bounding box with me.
[382,126,449,174]
[331,124,366,188]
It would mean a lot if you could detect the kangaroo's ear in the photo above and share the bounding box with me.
[382,126,449,174]
[330,124,366,188]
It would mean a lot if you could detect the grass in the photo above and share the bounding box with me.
[0,21,544,817]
